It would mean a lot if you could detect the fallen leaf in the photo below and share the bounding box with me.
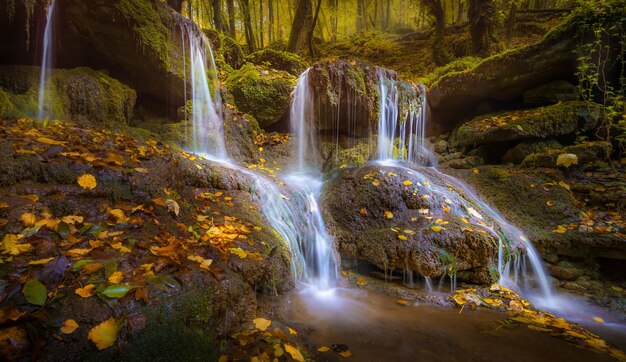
[36,137,65,145]
[372,179,380,186]
[61,319,79,334]
[288,327,298,335]
[100,285,134,299]
[431,225,442,232]
[384,211,394,219]
[28,257,55,266]
[23,279,47,306]
[88,317,120,350]
[318,346,331,352]
[229,247,247,259]
[284,344,304,362]
[2,234,32,255]
[357,276,368,286]
[77,174,97,190]
[593,317,605,323]
[20,213,37,227]
[340,350,353,357]
[556,153,578,168]
[397,299,409,305]
[75,284,95,298]
[403,180,413,186]
[253,317,272,331]
[398,234,408,240]
[107,271,123,284]
[359,207,368,215]
[552,225,567,234]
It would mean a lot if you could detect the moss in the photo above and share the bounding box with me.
[0,88,17,119]
[420,57,481,88]
[219,34,245,71]
[345,67,367,96]
[336,141,375,167]
[115,0,171,68]
[224,64,296,128]
[245,49,308,76]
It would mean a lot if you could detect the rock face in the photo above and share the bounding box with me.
[523,80,580,107]
[502,139,562,164]
[449,102,601,149]
[224,64,297,129]
[0,65,136,126]
[322,165,527,284]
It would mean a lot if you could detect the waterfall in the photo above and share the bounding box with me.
[289,69,317,173]
[376,68,432,165]
[37,0,56,121]
[182,25,227,160]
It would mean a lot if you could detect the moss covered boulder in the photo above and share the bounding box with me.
[225,64,296,129]
[0,65,136,127]
[449,102,602,149]
[321,164,528,284]
[521,141,612,168]
[246,49,309,76]
[523,80,580,107]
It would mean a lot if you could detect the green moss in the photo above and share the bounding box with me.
[219,34,245,71]
[115,0,171,68]
[420,57,481,87]
[345,67,367,96]
[337,141,375,167]
[245,49,308,76]
[224,64,296,128]
[0,88,17,119]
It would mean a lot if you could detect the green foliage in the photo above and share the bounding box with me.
[321,31,402,63]
[0,89,17,119]
[23,279,47,306]
[573,0,626,154]
[115,0,172,67]
[439,249,458,279]
[488,265,501,284]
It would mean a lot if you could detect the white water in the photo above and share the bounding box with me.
[37,0,55,121]
[376,68,434,165]
[182,25,227,159]
[290,69,318,173]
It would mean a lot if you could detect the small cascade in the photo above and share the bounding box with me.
[376,68,432,165]
[37,0,56,121]
[181,24,227,159]
[290,69,317,173]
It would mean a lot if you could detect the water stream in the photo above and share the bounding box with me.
[37,0,55,121]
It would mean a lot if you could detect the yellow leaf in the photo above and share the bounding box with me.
[0,202,8,209]
[593,317,604,323]
[431,225,442,232]
[357,276,368,286]
[397,299,409,305]
[556,153,578,168]
[61,319,79,334]
[20,212,37,227]
[397,234,407,240]
[108,209,126,222]
[552,225,567,234]
[107,271,123,284]
[384,211,394,219]
[36,137,65,145]
[288,327,298,336]
[473,167,479,174]
[62,215,84,225]
[402,180,413,186]
[229,247,247,259]
[359,207,368,215]
[372,179,380,186]
[318,346,331,352]
[284,344,304,362]
[66,248,92,257]
[28,257,55,266]
[253,317,272,331]
[75,284,95,298]
[452,293,467,305]
[88,317,120,350]
[2,234,32,255]
[340,350,353,357]
[77,174,97,190]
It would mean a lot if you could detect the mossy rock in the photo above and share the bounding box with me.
[224,64,296,129]
[0,65,136,128]
[523,80,580,107]
[449,102,602,149]
[0,88,17,119]
[245,49,309,76]
[502,139,562,164]
[220,34,245,70]
[521,141,612,168]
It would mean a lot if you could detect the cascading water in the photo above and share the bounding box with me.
[181,24,227,160]
[376,68,433,165]
[37,0,55,121]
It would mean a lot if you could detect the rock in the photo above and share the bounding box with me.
[246,49,309,76]
[0,88,17,118]
[322,165,527,284]
[0,65,136,127]
[548,260,584,281]
[224,64,296,129]
[434,139,449,154]
[440,155,484,169]
[521,141,612,168]
[449,102,601,149]
[523,80,580,106]
[502,139,562,164]
[427,2,625,133]
[220,34,246,70]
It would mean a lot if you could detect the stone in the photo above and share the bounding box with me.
[245,49,309,76]
[449,102,601,149]
[521,141,612,168]
[523,80,580,106]
[502,139,562,164]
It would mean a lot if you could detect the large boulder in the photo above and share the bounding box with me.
[245,49,309,76]
[523,80,580,107]
[322,164,528,284]
[501,139,562,164]
[449,102,601,149]
[0,65,136,127]
[521,141,612,168]
[427,0,625,133]
[224,64,296,129]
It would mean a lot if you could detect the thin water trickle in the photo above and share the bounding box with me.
[37,0,55,121]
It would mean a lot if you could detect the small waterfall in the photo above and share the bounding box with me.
[182,25,227,159]
[37,0,56,121]
[289,69,317,173]
[376,68,431,165]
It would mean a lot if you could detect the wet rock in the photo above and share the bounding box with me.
[449,102,601,149]
[548,260,584,281]
[246,49,309,76]
[0,65,136,127]
[523,80,580,106]
[521,141,612,168]
[502,139,562,164]
[224,64,296,129]
[322,165,525,284]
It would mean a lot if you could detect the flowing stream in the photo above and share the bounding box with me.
[37,0,55,121]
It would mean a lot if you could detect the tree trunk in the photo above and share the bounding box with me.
[356,0,367,32]
[259,0,264,48]
[211,0,225,32]
[287,0,313,53]
[456,0,464,24]
[268,0,274,43]
[330,0,338,41]
[422,0,448,65]
[167,0,183,13]
[227,0,236,37]
[239,0,256,53]
[468,0,497,57]
[307,0,323,56]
